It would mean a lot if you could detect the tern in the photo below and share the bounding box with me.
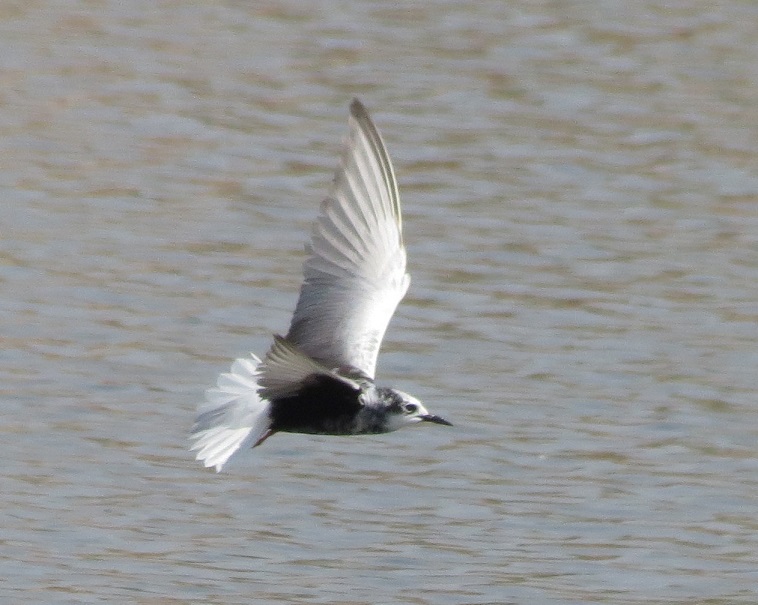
[190,99,451,472]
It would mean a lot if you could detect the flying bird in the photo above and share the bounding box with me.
[190,99,451,472]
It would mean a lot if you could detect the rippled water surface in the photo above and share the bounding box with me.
[3,2,758,603]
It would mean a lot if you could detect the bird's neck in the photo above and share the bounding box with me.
[353,403,393,434]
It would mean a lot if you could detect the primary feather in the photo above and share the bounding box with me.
[286,99,410,379]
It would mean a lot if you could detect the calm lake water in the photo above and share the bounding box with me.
[3,1,758,603]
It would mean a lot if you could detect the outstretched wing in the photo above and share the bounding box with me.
[285,99,410,379]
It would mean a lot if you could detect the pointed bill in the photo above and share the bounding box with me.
[286,99,410,379]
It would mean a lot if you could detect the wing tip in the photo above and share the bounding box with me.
[350,97,368,120]
[346,97,402,236]
[349,98,381,140]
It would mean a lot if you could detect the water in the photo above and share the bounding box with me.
[3,1,758,603]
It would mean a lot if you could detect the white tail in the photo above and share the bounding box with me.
[190,355,271,472]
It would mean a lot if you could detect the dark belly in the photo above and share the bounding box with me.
[269,374,362,435]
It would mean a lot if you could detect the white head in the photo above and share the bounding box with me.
[378,388,452,433]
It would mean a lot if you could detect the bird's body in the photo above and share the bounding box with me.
[190,99,450,472]
[271,382,414,436]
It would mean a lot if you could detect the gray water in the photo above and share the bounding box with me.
[3,1,758,603]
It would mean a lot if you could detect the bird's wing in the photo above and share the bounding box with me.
[285,99,410,379]
[258,335,361,400]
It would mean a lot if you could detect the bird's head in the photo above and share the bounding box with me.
[378,388,452,432]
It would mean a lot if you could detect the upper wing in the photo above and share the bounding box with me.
[285,99,410,379]
[258,335,362,400]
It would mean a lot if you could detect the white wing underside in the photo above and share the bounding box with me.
[286,99,410,379]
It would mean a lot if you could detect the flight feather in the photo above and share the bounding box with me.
[286,99,410,379]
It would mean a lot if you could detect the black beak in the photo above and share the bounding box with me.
[421,414,453,426]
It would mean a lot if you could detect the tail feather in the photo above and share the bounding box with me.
[190,354,271,472]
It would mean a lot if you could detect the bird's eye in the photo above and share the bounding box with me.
[404,403,418,414]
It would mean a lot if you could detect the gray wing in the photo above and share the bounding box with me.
[285,99,410,379]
